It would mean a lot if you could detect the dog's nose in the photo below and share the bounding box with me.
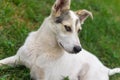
[73,46,82,53]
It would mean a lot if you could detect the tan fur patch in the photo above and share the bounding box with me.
[51,0,71,17]
[75,9,93,24]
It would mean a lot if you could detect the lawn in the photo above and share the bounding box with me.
[0,0,120,80]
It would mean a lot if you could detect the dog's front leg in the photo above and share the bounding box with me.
[30,65,45,80]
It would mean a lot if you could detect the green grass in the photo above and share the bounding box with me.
[0,0,120,80]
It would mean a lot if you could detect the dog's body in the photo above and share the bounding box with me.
[0,0,120,80]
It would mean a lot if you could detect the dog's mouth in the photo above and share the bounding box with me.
[58,42,75,53]
[59,42,64,49]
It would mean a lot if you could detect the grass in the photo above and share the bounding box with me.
[0,0,120,80]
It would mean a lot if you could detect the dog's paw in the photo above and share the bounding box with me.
[0,63,1,66]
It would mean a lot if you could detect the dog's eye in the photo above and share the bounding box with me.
[78,29,81,33]
[64,25,72,32]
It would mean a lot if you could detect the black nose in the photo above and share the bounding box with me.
[73,46,82,53]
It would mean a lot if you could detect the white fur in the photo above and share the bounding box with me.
[0,0,120,80]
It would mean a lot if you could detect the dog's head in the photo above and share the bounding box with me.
[50,0,93,54]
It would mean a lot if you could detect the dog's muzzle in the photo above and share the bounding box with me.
[59,42,82,54]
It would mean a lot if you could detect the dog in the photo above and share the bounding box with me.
[0,0,120,80]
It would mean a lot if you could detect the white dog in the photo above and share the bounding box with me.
[0,0,120,80]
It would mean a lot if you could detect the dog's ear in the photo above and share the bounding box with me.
[76,10,93,24]
[51,0,71,17]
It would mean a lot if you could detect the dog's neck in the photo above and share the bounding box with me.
[36,17,64,59]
